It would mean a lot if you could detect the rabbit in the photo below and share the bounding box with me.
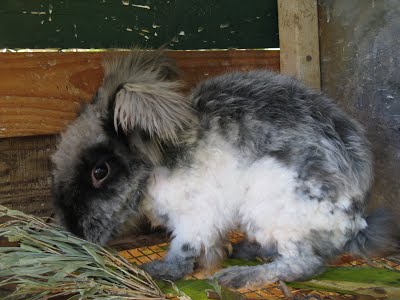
[51,48,398,289]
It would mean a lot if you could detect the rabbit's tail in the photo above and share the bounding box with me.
[345,209,400,257]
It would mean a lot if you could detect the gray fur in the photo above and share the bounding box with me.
[345,209,400,257]
[51,49,397,289]
[230,239,277,260]
[142,241,198,280]
[51,49,189,243]
[215,251,324,288]
[192,71,373,204]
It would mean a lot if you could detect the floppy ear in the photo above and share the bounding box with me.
[113,80,193,144]
[98,49,193,145]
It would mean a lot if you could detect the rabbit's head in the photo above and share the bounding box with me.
[51,49,194,244]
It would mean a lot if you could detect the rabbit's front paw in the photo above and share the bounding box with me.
[141,259,194,281]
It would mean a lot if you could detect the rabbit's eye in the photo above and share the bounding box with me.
[91,162,109,187]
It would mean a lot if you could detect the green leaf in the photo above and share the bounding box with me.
[221,258,262,268]
[19,244,42,253]
[81,285,99,297]
[82,245,106,267]
[2,208,26,217]
[288,267,400,297]
[314,267,400,286]
[291,279,400,298]
[67,294,84,300]
[158,279,214,300]
[0,247,24,252]
[6,234,23,243]
[212,280,245,300]
[48,263,83,284]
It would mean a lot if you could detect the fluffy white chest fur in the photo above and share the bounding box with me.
[143,132,367,264]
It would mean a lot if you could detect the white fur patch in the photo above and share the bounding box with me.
[142,132,366,267]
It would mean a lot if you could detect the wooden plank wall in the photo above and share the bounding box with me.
[318,0,400,212]
[0,50,280,216]
[0,135,56,216]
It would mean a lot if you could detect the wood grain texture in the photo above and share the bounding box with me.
[0,50,280,138]
[278,0,321,90]
[0,135,56,216]
[318,0,400,212]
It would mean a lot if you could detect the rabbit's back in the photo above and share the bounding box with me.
[191,70,373,206]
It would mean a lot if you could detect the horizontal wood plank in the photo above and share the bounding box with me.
[0,50,280,138]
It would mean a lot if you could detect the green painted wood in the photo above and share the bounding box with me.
[0,0,278,50]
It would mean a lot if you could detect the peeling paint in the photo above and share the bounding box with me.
[132,4,150,9]
[48,4,53,21]
[73,24,78,39]
[1,1,279,50]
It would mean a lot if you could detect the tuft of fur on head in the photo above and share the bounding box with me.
[98,48,195,145]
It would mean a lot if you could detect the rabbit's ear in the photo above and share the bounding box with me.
[98,49,193,144]
[113,80,192,144]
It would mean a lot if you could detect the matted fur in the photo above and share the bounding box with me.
[51,48,398,289]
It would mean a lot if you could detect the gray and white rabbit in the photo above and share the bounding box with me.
[51,49,397,289]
